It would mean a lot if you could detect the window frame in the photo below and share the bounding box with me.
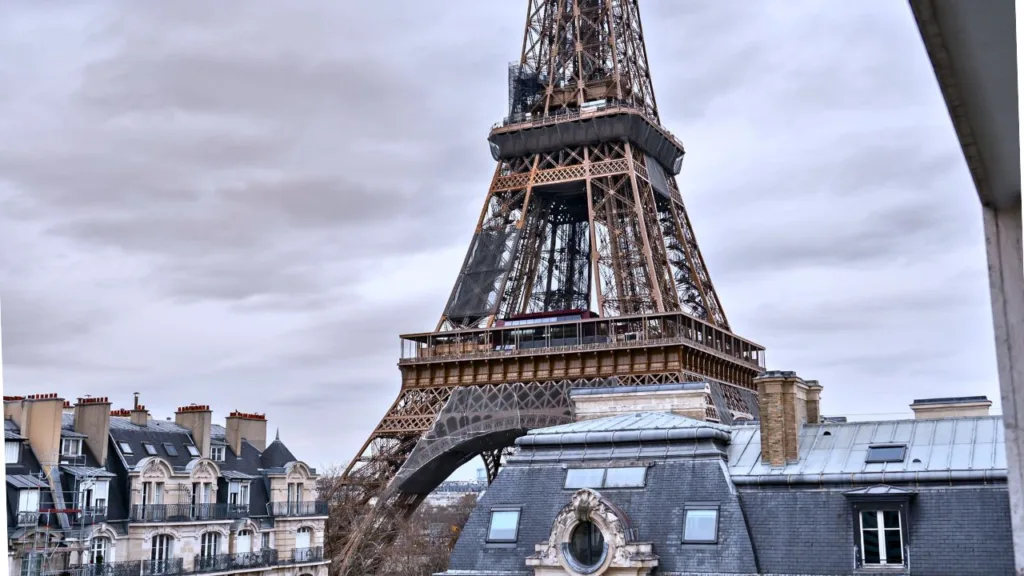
[849,501,910,568]
[185,444,200,457]
[142,442,158,456]
[61,438,83,457]
[681,503,720,544]
[118,442,133,455]
[563,466,649,490]
[864,444,908,464]
[485,507,522,544]
[162,443,178,457]
[200,532,221,559]
[210,445,225,461]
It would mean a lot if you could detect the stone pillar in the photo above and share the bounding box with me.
[984,200,1024,574]
[755,371,809,467]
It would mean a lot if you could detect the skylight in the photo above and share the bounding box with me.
[865,444,907,464]
[142,442,158,456]
[119,442,133,455]
[185,445,200,457]
[163,443,178,457]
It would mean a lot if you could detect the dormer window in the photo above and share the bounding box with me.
[228,481,250,510]
[62,438,83,457]
[119,442,133,455]
[185,444,200,457]
[211,446,225,461]
[5,440,20,464]
[18,489,40,526]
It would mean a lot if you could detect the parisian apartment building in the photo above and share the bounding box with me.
[5,393,329,576]
[441,373,1017,576]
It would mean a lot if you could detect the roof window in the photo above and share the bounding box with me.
[865,444,907,464]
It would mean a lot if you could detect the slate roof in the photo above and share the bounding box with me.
[5,419,25,440]
[727,416,1007,478]
[260,436,297,468]
[106,416,200,470]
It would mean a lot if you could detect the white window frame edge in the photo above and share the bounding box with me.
[485,507,522,544]
[681,502,721,545]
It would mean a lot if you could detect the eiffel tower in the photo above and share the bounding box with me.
[336,1,765,572]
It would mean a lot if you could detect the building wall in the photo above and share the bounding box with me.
[739,485,1016,576]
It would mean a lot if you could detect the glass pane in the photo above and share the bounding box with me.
[487,510,520,541]
[570,522,604,567]
[882,510,900,529]
[604,467,646,488]
[862,529,880,564]
[865,445,906,463]
[564,468,605,489]
[861,510,877,529]
[684,509,718,542]
[884,529,903,564]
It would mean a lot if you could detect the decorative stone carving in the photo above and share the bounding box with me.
[526,489,658,576]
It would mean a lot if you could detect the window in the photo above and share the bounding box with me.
[119,442,133,455]
[162,443,178,457]
[150,534,172,562]
[200,532,220,559]
[20,553,42,576]
[79,479,110,514]
[90,537,112,564]
[261,533,271,550]
[210,446,225,461]
[682,506,719,543]
[19,489,40,513]
[603,467,647,488]
[185,444,200,457]
[295,527,312,550]
[236,530,252,554]
[865,445,907,464]
[229,481,250,508]
[860,510,904,566]
[568,521,604,569]
[6,440,20,464]
[486,509,521,543]
[564,467,647,489]
[564,468,605,489]
[61,438,82,457]
[142,442,158,456]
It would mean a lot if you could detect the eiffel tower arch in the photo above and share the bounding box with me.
[335,2,766,573]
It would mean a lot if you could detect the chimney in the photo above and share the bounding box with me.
[804,380,823,425]
[755,371,815,467]
[225,411,267,455]
[131,404,149,427]
[175,404,213,459]
[16,393,65,474]
[74,397,112,464]
[910,396,992,419]
[4,395,25,421]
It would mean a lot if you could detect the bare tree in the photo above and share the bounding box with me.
[318,465,478,576]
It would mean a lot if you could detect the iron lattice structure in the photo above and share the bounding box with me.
[335,2,765,573]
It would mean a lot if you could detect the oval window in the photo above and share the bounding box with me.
[568,521,604,569]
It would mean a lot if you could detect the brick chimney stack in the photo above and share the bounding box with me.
[14,393,65,475]
[175,404,213,459]
[74,397,112,464]
[755,371,819,467]
[225,411,267,456]
[130,404,149,427]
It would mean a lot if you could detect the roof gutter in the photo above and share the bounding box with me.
[731,469,1008,486]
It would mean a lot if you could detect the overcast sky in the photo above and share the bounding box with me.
[0,1,999,481]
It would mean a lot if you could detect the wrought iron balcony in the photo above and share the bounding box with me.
[267,501,328,517]
[130,503,248,523]
[141,558,184,575]
[58,560,143,576]
[193,550,278,573]
[290,547,324,564]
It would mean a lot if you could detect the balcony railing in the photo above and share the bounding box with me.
[130,503,248,523]
[267,501,328,517]
[17,511,40,526]
[193,550,278,573]
[142,558,184,575]
[290,547,324,564]
[57,560,143,576]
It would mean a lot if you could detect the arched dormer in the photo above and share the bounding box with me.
[186,458,221,482]
[284,461,312,481]
[135,457,174,480]
[527,489,659,576]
